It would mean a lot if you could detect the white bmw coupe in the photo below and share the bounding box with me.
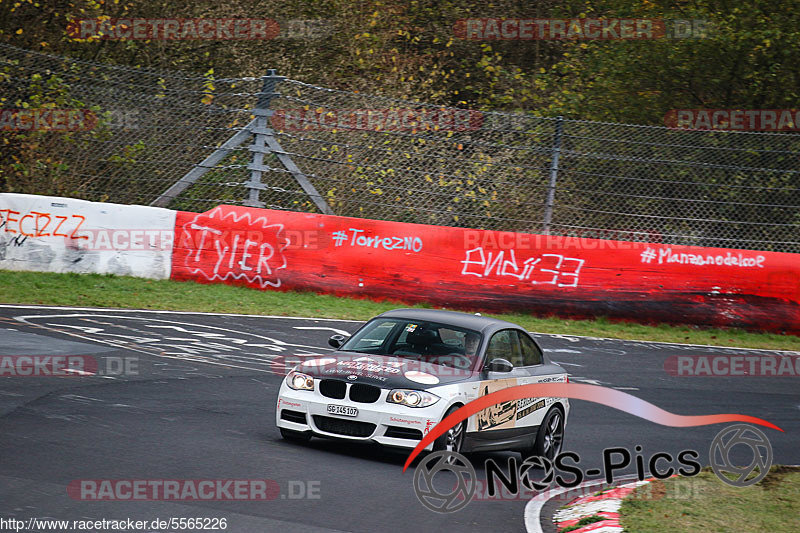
[276,309,570,460]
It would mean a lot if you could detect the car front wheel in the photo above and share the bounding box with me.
[433,405,465,462]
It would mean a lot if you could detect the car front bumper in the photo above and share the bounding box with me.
[275,381,447,450]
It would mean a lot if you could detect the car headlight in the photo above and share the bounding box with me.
[387,389,440,408]
[287,371,314,391]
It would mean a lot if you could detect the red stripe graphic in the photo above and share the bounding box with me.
[402,383,783,471]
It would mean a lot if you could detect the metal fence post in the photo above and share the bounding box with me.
[542,115,563,235]
[246,70,333,214]
[244,69,284,208]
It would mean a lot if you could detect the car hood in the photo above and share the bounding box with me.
[295,353,476,389]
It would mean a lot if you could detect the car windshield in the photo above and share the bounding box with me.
[339,318,483,368]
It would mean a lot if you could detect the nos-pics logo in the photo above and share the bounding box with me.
[412,424,772,513]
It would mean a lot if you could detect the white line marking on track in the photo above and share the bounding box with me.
[0,304,362,323]
[13,313,333,375]
[293,326,352,336]
[61,368,95,376]
[569,377,606,386]
[531,330,799,355]
[1,305,794,354]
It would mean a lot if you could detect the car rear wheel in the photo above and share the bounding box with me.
[433,405,465,463]
[527,407,564,461]
[280,427,312,443]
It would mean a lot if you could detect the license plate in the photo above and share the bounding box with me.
[327,404,358,417]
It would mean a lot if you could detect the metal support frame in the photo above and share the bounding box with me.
[151,69,332,214]
[149,120,256,208]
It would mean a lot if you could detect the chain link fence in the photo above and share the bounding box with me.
[2,43,799,253]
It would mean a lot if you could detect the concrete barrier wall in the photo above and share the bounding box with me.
[0,193,176,279]
[2,196,797,333]
[171,205,800,334]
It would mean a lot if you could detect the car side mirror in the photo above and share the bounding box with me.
[485,358,513,373]
[328,334,347,349]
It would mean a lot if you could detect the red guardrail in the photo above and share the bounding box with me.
[171,205,800,333]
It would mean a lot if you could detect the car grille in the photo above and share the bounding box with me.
[319,379,382,404]
[319,379,347,399]
[312,415,376,438]
[349,383,381,403]
[384,426,423,440]
[280,410,307,424]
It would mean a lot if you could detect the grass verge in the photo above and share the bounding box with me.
[0,269,798,351]
[561,515,606,532]
[620,467,800,532]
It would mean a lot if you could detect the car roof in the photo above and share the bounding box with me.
[376,308,523,333]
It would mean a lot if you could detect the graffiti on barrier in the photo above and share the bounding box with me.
[640,247,766,268]
[331,228,423,253]
[461,247,585,288]
[179,206,288,288]
[0,209,88,239]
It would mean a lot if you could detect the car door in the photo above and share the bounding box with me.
[473,328,533,432]
[510,330,557,432]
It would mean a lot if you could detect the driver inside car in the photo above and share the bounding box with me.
[464,332,480,357]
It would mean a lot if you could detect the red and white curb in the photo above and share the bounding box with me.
[551,479,653,532]
[524,475,641,533]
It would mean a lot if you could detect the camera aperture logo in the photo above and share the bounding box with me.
[710,424,772,487]
[407,384,780,512]
[413,451,476,513]
[413,423,773,512]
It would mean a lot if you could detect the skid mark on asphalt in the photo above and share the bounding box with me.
[9,309,653,392]
[13,313,333,376]
[59,394,104,404]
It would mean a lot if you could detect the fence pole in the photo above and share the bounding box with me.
[243,69,285,208]
[245,70,333,214]
[542,115,563,235]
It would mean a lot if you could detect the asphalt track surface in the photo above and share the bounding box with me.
[0,305,798,533]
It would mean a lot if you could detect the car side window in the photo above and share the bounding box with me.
[486,329,523,367]
[517,331,543,366]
